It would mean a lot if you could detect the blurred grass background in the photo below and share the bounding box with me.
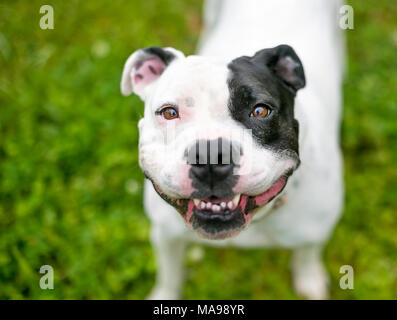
[0,0,396,299]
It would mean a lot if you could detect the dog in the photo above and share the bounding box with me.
[121,0,344,299]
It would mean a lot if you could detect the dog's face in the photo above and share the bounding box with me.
[121,45,305,239]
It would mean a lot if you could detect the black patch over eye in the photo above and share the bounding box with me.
[250,104,271,118]
[226,48,301,155]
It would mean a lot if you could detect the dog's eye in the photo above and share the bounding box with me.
[250,104,271,118]
[160,107,179,120]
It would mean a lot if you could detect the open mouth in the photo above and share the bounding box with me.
[151,176,289,239]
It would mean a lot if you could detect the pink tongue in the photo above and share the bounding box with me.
[186,200,195,223]
[254,178,286,207]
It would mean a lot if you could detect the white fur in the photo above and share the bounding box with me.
[126,0,344,299]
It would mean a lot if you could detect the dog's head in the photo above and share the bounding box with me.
[121,45,305,239]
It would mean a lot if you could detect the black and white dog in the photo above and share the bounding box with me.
[121,0,344,299]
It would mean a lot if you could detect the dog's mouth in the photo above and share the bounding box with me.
[151,175,289,239]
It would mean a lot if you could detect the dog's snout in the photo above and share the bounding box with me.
[186,138,241,188]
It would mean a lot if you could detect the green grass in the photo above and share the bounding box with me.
[0,0,396,299]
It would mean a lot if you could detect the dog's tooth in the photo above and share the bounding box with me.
[201,201,206,209]
[220,202,226,209]
[206,202,212,209]
[193,199,200,206]
[227,201,233,209]
[232,194,241,206]
[212,205,220,212]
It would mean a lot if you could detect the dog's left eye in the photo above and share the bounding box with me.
[160,107,179,120]
[250,104,271,118]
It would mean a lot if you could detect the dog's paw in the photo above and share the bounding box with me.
[146,287,180,300]
[292,266,330,300]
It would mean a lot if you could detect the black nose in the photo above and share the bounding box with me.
[186,138,241,190]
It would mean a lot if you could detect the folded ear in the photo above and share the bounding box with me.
[121,46,184,100]
[252,44,306,93]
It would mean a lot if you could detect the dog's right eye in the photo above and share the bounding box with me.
[157,106,179,120]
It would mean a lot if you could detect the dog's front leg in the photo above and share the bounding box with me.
[147,225,187,300]
[290,243,330,300]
